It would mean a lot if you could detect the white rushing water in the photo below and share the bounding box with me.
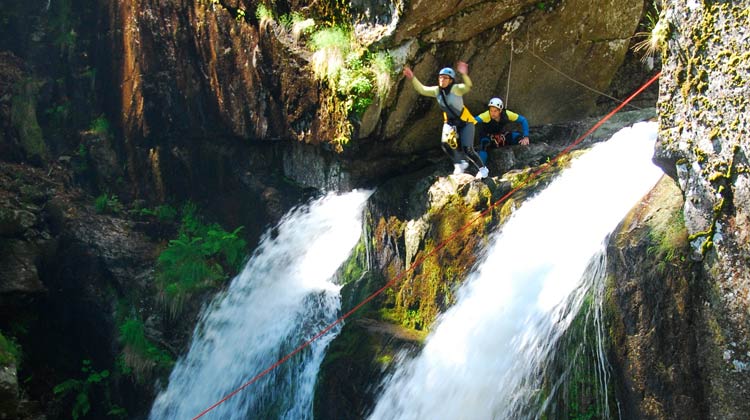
[369,121,663,420]
[149,190,372,420]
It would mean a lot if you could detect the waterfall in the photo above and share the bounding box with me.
[369,121,663,420]
[149,190,372,420]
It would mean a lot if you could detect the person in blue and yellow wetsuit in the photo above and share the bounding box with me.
[403,61,489,179]
[473,97,530,165]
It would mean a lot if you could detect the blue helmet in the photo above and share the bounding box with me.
[439,67,456,79]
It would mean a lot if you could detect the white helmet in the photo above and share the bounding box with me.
[488,97,504,109]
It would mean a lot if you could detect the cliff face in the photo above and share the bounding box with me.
[0,0,651,193]
[608,2,750,418]
[106,0,326,200]
[349,0,651,182]
[103,0,650,191]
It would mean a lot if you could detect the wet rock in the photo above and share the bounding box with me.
[0,364,18,420]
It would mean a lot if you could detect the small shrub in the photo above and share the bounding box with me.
[139,204,178,222]
[53,359,110,420]
[72,143,89,173]
[310,27,351,87]
[0,332,20,366]
[369,50,394,104]
[290,15,315,41]
[255,4,273,23]
[632,1,670,63]
[45,102,71,125]
[647,209,688,274]
[89,115,110,136]
[156,203,247,317]
[94,194,123,214]
[119,317,173,380]
[308,25,394,149]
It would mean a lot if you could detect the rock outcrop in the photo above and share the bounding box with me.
[609,1,750,418]
[606,176,703,419]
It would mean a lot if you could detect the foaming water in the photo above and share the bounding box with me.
[149,190,372,420]
[369,122,663,420]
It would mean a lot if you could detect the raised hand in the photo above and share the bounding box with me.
[456,61,468,75]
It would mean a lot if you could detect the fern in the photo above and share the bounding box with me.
[53,378,82,396]
[155,205,247,316]
[53,359,110,420]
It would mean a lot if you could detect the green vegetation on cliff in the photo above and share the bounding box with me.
[10,78,47,163]
[254,3,394,151]
[118,317,173,381]
[53,359,126,420]
[0,331,20,366]
[156,203,247,318]
[308,25,393,150]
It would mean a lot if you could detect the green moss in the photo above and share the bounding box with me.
[679,68,692,99]
[694,147,708,163]
[708,127,720,141]
[647,205,689,275]
[691,96,712,110]
[340,239,367,285]
[0,331,21,366]
[695,69,709,93]
[537,292,617,418]
[387,187,493,332]
[690,139,743,256]
[10,78,47,162]
[705,311,727,348]
[708,171,725,182]
[377,307,400,323]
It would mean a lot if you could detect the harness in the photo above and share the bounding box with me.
[438,88,468,128]
[439,89,467,149]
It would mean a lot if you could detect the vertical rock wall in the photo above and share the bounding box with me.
[656,0,750,384]
[612,1,750,418]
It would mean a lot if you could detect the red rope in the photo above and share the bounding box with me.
[192,71,661,419]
